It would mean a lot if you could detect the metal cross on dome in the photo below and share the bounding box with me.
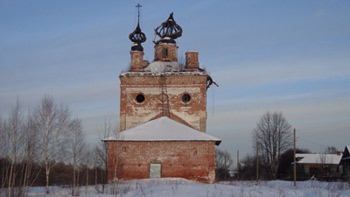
[129,3,146,51]
[136,3,142,19]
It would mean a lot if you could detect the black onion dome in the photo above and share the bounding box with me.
[129,22,146,51]
[154,13,182,44]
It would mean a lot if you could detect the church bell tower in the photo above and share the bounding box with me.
[120,12,216,132]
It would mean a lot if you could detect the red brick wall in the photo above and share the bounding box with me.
[107,141,216,183]
[130,51,144,72]
[186,51,199,71]
[120,73,208,132]
[154,43,178,62]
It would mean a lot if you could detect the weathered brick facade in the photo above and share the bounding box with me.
[119,73,208,132]
[130,51,144,72]
[154,43,178,62]
[107,141,216,183]
[185,51,199,71]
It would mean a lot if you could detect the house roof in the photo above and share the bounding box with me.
[296,153,342,165]
[103,116,221,145]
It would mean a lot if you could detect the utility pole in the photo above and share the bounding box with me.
[294,128,296,188]
[256,142,259,183]
[237,150,240,179]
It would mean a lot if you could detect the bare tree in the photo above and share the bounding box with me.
[215,148,233,180]
[21,110,41,190]
[34,95,70,194]
[7,99,24,197]
[94,118,117,184]
[5,100,41,196]
[68,118,85,196]
[81,146,94,194]
[252,111,292,179]
[0,115,10,189]
[324,146,339,154]
[93,149,99,185]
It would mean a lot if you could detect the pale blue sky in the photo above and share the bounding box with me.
[1,0,350,159]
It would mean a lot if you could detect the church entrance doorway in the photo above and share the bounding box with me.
[149,163,161,178]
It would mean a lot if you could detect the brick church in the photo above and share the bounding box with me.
[103,11,221,183]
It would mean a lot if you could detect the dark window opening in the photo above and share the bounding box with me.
[162,48,168,58]
[136,94,145,103]
[182,94,191,103]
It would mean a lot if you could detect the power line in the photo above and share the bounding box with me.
[296,136,327,148]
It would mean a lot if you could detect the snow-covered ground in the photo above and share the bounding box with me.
[2,178,350,196]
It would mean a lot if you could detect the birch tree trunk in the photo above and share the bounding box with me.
[22,113,38,189]
[34,95,70,194]
[0,117,10,189]
[68,118,85,196]
[8,100,23,197]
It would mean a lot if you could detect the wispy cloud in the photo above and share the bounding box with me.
[1,1,350,158]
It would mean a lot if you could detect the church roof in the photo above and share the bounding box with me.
[103,116,221,145]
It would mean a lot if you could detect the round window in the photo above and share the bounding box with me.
[182,94,191,103]
[136,94,145,103]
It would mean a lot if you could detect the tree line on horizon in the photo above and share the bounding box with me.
[0,95,116,196]
[1,97,343,195]
[215,112,341,181]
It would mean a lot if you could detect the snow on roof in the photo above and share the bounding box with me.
[103,116,221,145]
[296,153,342,165]
[120,71,206,77]
[144,61,183,73]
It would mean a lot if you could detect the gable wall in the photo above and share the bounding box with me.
[120,74,207,132]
